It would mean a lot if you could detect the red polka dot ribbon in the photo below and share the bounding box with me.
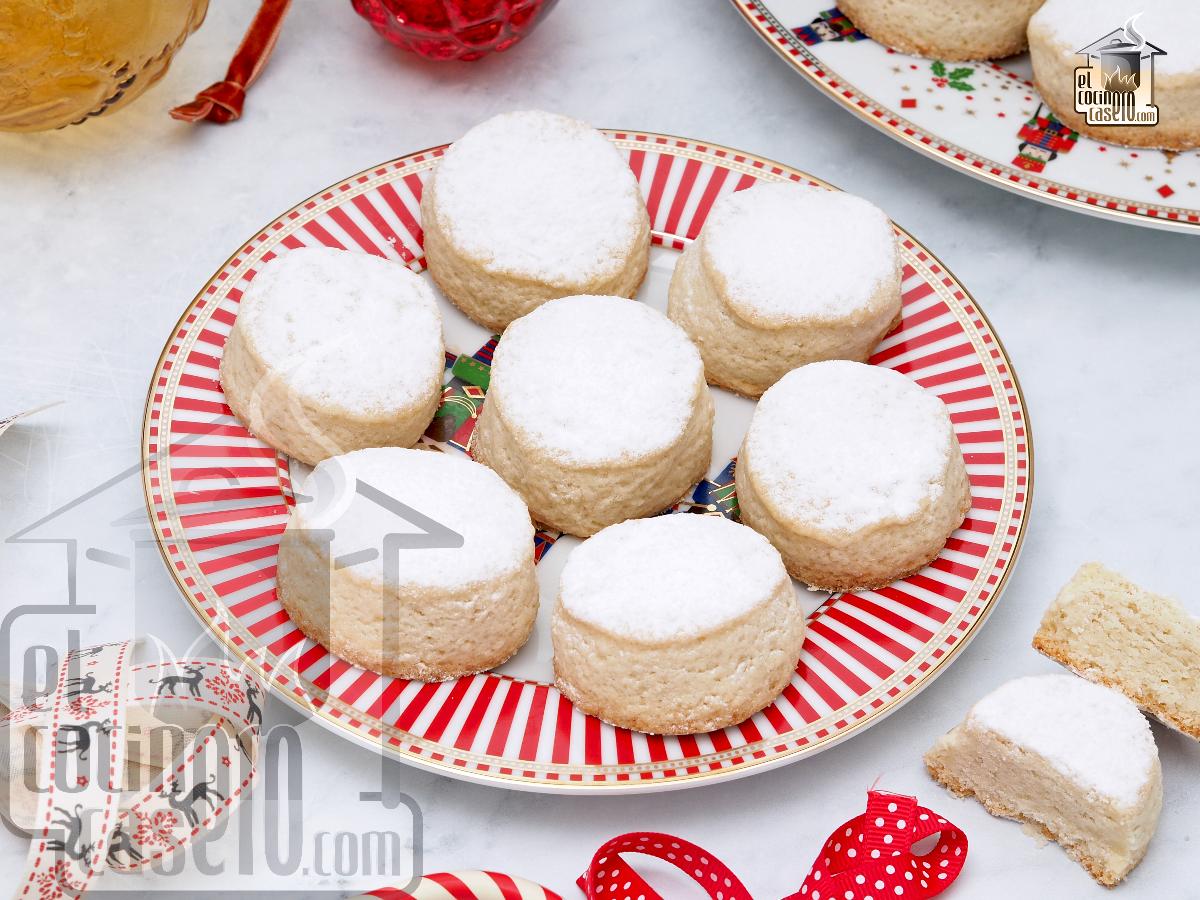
[576,832,753,900]
[782,790,967,900]
[360,791,966,899]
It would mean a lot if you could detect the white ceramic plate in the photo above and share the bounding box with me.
[733,0,1200,231]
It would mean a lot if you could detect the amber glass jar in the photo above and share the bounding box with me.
[0,0,209,132]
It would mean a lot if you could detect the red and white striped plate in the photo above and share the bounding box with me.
[142,132,1031,792]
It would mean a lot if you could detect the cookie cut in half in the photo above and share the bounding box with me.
[926,674,1162,886]
[735,360,970,591]
[471,295,714,537]
[1034,562,1200,740]
[421,110,651,330]
[220,247,444,466]
[552,514,806,735]
[667,181,901,398]
[1029,0,1200,150]
[276,447,538,681]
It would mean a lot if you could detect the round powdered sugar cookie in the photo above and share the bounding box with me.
[1030,0,1200,150]
[926,674,1162,886]
[736,360,970,591]
[471,295,714,537]
[667,181,901,397]
[220,247,445,466]
[421,110,651,330]
[838,0,1045,60]
[552,514,806,734]
[276,447,538,681]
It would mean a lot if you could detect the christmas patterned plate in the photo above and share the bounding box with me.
[732,0,1200,232]
[142,132,1031,793]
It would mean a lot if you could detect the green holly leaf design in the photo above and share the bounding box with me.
[949,79,975,91]
[948,67,975,80]
[931,60,946,77]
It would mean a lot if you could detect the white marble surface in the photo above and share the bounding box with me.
[2,1,1198,896]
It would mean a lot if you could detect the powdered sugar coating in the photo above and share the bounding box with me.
[488,295,706,464]
[744,361,954,532]
[1032,0,1200,77]
[237,247,443,415]
[969,674,1157,808]
[704,182,897,326]
[560,514,790,641]
[293,447,533,589]
[430,110,646,284]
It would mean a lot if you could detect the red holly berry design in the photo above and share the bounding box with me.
[930,60,976,91]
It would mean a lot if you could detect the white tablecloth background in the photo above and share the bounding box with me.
[1,2,1196,896]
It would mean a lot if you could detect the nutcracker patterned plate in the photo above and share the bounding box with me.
[142,132,1031,792]
[731,0,1200,232]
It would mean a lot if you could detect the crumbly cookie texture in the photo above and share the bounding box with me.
[421,110,650,329]
[552,515,805,734]
[838,0,1046,61]
[736,360,969,590]
[667,182,901,397]
[220,247,444,466]
[276,448,538,681]
[472,295,714,537]
[925,674,1162,887]
[1029,0,1200,150]
[1034,562,1200,739]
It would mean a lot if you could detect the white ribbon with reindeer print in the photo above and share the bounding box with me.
[0,641,263,898]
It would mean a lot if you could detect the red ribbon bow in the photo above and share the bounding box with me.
[171,0,292,124]
[575,792,966,900]
[783,791,967,900]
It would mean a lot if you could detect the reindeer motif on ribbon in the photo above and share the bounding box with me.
[55,720,114,761]
[149,663,207,698]
[161,775,227,828]
[3,641,264,896]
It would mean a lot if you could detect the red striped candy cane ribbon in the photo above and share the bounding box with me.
[358,871,561,899]
[2,641,263,897]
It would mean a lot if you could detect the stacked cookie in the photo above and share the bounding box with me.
[221,109,972,735]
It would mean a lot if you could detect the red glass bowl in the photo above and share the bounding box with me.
[351,0,559,61]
